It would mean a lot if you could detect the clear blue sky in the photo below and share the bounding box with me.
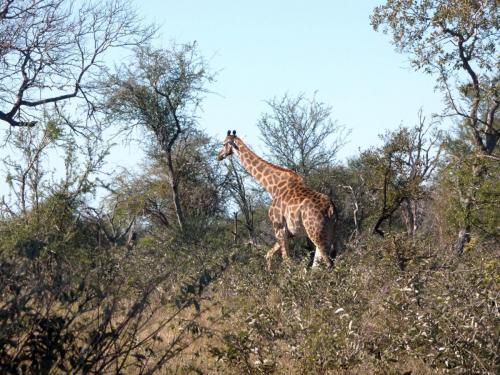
[128,0,446,162]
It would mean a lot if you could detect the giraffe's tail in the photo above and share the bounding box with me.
[328,199,339,259]
[328,199,339,222]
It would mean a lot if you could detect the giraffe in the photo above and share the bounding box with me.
[217,130,337,269]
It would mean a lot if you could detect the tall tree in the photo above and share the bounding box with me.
[257,93,346,177]
[105,43,213,232]
[371,0,498,155]
[0,0,154,129]
[371,0,499,251]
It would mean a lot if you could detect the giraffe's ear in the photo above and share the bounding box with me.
[232,130,237,136]
[227,130,231,136]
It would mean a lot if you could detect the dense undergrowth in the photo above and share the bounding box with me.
[2,210,497,374]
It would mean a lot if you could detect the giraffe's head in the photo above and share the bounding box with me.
[217,130,239,161]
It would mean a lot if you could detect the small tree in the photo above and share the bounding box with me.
[257,93,347,177]
[100,132,224,241]
[353,116,441,238]
[106,43,213,232]
[1,113,108,220]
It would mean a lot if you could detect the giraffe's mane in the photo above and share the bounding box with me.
[235,137,303,179]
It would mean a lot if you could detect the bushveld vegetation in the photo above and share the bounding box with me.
[0,0,498,374]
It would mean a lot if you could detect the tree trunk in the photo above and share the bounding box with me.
[229,158,257,245]
[170,180,185,232]
[166,152,185,232]
[411,200,418,237]
[401,199,412,237]
[454,228,470,254]
[402,199,419,239]
[233,212,238,244]
[454,162,483,253]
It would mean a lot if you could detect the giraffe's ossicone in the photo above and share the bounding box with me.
[218,130,337,269]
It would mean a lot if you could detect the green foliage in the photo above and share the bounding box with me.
[0,203,238,374]
[106,43,213,150]
[106,131,226,241]
[371,0,498,252]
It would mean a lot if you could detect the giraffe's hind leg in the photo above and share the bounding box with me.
[311,243,333,268]
[306,220,334,268]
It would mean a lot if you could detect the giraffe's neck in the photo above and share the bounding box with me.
[233,138,302,198]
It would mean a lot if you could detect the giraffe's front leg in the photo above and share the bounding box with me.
[265,242,281,271]
[266,226,290,271]
[277,227,290,263]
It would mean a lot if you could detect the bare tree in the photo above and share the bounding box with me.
[226,158,257,245]
[0,0,155,129]
[105,43,213,233]
[257,93,347,177]
[339,184,360,241]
